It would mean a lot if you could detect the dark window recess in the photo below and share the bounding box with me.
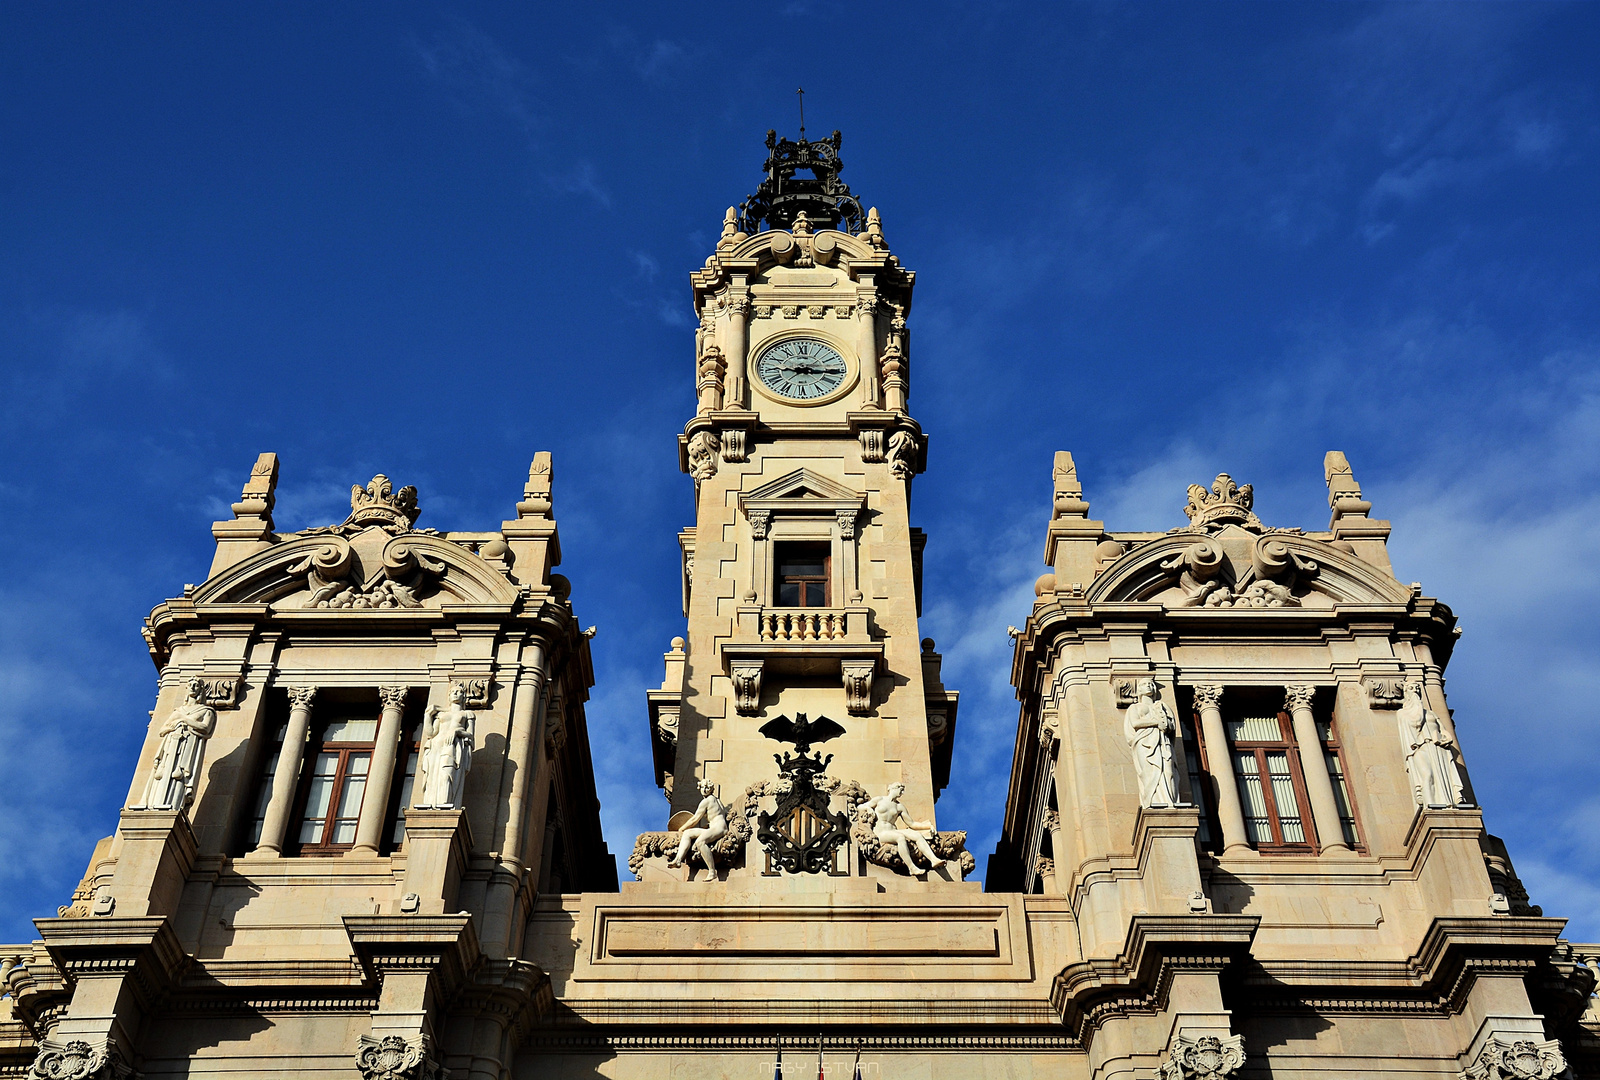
[388,721,423,852]
[1179,712,1217,850]
[1316,718,1361,847]
[775,542,831,607]
[245,721,288,851]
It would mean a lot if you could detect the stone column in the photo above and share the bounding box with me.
[725,295,750,408]
[256,685,315,855]
[353,686,409,855]
[1285,685,1351,854]
[1194,685,1250,854]
[854,293,881,407]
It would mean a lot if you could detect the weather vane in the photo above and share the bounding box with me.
[796,86,805,138]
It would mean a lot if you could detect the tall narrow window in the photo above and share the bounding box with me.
[294,716,377,854]
[775,542,830,607]
[389,723,422,850]
[1316,718,1360,847]
[1225,710,1315,852]
[1179,712,1216,849]
[245,721,287,851]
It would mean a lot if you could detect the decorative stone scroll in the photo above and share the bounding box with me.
[28,1037,131,1080]
[1159,1032,1246,1080]
[1363,677,1406,709]
[686,430,720,483]
[287,535,445,610]
[354,1034,443,1080]
[136,676,217,812]
[886,428,917,480]
[720,427,748,463]
[1459,1035,1567,1080]
[1159,532,1317,609]
[859,428,886,463]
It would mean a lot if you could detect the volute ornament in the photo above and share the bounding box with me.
[1159,1032,1246,1080]
[687,430,720,483]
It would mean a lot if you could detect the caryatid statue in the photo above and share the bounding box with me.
[667,779,728,873]
[415,683,475,810]
[1398,681,1465,808]
[863,782,945,874]
[1124,678,1180,808]
[139,677,218,812]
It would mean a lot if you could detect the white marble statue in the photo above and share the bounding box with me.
[416,684,475,810]
[863,783,945,873]
[139,677,218,812]
[1124,678,1179,808]
[667,779,728,872]
[1398,681,1465,808]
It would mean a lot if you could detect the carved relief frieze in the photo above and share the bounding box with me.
[835,508,859,540]
[1363,676,1406,709]
[747,509,771,541]
[1159,1032,1245,1080]
[754,304,772,318]
[451,678,491,709]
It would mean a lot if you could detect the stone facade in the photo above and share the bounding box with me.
[2,131,1597,1079]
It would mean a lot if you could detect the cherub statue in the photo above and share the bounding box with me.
[1124,678,1179,808]
[668,779,728,873]
[862,783,945,874]
[416,683,475,810]
[139,677,218,812]
[1398,681,1465,808]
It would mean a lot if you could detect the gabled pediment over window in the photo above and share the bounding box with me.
[741,468,865,517]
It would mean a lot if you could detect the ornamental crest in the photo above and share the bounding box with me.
[29,1038,130,1080]
[1183,474,1262,531]
[1159,1032,1246,1080]
[355,1034,444,1080]
[1461,1036,1567,1080]
[754,713,852,874]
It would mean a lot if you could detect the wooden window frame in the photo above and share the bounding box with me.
[1187,697,1323,856]
[289,715,378,857]
[774,541,832,608]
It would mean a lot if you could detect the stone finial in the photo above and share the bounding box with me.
[232,452,278,525]
[516,452,553,519]
[1052,451,1090,519]
[1324,450,1373,523]
[718,206,739,248]
[865,206,885,248]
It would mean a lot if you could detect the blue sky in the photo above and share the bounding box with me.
[3,3,1598,943]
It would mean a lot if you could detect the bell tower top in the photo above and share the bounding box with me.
[737,128,866,234]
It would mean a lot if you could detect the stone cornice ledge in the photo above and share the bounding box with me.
[34,915,188,1011]
[342,914,480,998]
[1050,913,1259,1041]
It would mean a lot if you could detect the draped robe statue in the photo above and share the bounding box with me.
[416,684,475,810]
[1124,679,1179,808]
[140,677,218,812]
[1398,681,1465,808]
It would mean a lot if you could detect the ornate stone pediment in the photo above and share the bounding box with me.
[1089,527,1412,609]
[741,467,864,508]
[190,529,521,609]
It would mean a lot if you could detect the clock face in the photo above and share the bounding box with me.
[754,338,848,402]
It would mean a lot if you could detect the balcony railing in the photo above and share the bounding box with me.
[759,609,851,642]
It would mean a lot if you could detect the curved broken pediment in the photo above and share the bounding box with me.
[1088,526,1411,609]
[190,528,520,609]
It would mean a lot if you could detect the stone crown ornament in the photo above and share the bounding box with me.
[1183,473,1262,531]
[345,475,420,530]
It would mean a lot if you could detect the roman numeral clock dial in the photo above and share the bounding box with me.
[754,339,848,402]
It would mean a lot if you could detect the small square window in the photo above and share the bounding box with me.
[774,542,830,607]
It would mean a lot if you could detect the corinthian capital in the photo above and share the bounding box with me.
[286,685,318,710]
[1284,684,1318,712]
[378,686,410,711]
[1192,684,1225,711]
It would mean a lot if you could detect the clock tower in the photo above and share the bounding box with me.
[638,128,970,880]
